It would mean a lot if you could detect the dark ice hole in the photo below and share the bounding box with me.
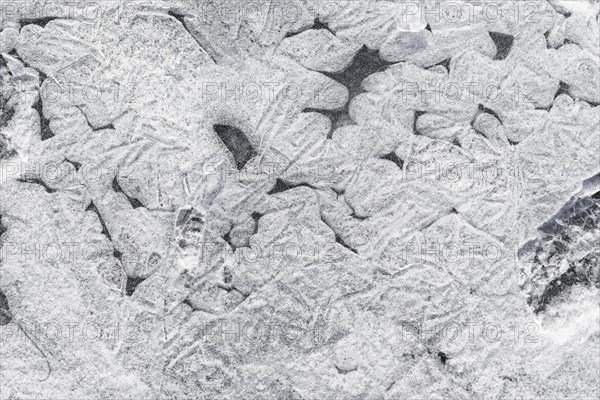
[16,177,57,193]
[488,32,514,60]
[381,151,404,170]
[213,124,257,170]
[125,276,146,296]
[437,351,448,364]
[303,46,397,138]
[554,81,570,100]
[324,46,395,102]
[64,159,81,172]
[19,17,58,28]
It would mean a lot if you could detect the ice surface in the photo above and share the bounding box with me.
[0,1,599,399]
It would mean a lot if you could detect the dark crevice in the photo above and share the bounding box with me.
[312,18,335,34]
[592,191,600,200]
[477,104,503,124]
[75,106,115,132]
[5,49,19,65]
[333,188,368,220]
[413,110,426,135]
[587,99,600,107]
[507,138,519,146]
[350,212,368,221]
[345,199,368,221]
[302,107,350,139]
[332,187,345,199]
[335,365,357,374]
[16,177,57,193]
[427,58,451,72]
[251,212,263,234]
[251,212,263,222]
[182,298,195,309]
[488,31,514,60]
[166,10,203,50]
[112,176,145,209]
[64,158,81,172]
[0,289,12,325]
[543,30,552,48]
[213,124,257,170]
[381,151,404,170]
[33,97,54,141]
[125,276,146,297]
[93,123,115,131]
[419,208,457,231]
[335,235,358,254]
[222,229,235,249]
[554,81,570,100]
[267,178,315,195]
[285,18,335,38]
[85,201,112,241]
[6,49,48,82]
[126,197,144,209]
[19,17,59,28]
[167,10,187,25]
[167,10,217,64]
[438,351,449,364]
[320,216,358,254]
[113,249,122,260]
[425,24,432,32]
